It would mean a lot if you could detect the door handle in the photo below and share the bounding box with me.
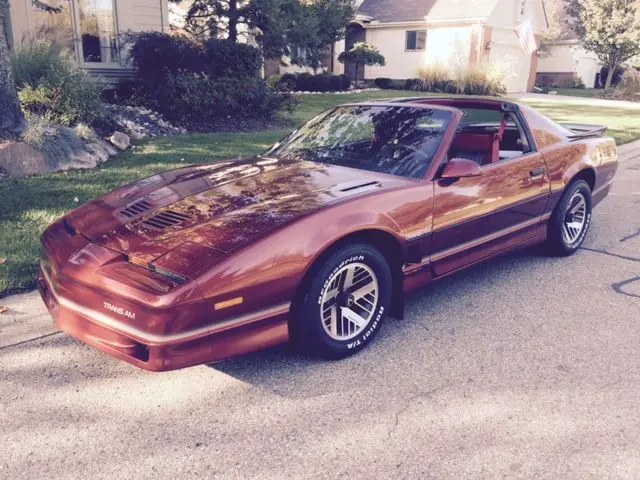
[530,167,546,179]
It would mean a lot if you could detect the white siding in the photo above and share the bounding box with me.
[363,25,473,80]
[487,27,531,93]
[116,0,167,34]
[538,43,600,88]
[487,0,547,32]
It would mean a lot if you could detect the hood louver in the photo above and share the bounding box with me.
[119,200,152,219]
[142,210,192,230]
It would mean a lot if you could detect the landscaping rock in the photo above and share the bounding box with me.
[0,142,48,178]
[105,104,185,139]
[109,131,131,150]
[0,121,120,180]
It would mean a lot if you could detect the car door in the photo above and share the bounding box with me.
[430,118,550,277]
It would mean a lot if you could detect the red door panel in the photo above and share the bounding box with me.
[431,152,550,276]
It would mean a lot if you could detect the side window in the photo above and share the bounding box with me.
[448,108,533,166]
[406,31,427,51]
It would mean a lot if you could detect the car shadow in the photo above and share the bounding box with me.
[207,244,553,399]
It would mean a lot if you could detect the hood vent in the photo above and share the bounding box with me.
[119,200,152,219]
[142,210,191,230]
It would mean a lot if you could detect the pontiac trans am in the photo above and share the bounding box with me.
[39,97,618,371]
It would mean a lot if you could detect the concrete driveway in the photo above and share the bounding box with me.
[2,148,640,479]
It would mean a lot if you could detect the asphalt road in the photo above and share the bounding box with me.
[2,151,640,479]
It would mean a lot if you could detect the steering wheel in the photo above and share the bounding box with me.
[390,142,430,160]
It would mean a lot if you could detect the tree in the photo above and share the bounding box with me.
[337,42,385,87]
[179,0,303,59]
[181,0,250,42]
[566,0,640,89]
[538,0,573,57]
[0,0,25,140]
[0,0,68,140]
[177,0,356,69]
[288,0,356,73]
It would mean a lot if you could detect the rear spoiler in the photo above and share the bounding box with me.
[562,123,608,140]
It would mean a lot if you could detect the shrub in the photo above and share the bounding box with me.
[295,72,314,91]
[416,64,456,93]
[11,39,102,126]
[568,76,586,89]
[126,32,204,82]
[340,74,352,90]
[329,74,345,91]
[120,33,291,127]
[404,78,423,91]
[143,72,293,126]
[204,39,262,79]
[453,64,506,96]
[10,38,67,88]
[374,77,393,89]
[609,70,640,101]
[279,73,298,91]
[273,72,348,92]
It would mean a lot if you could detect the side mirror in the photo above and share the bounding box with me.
[440,158,482,180]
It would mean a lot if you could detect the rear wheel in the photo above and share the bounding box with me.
[292,244,392,359]
[547,180,592,256]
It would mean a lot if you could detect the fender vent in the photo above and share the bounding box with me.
[142,210,191,230]
[120,200,152,218]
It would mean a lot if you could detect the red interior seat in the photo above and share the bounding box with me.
[450,133,494,165]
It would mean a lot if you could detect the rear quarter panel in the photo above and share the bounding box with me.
[520,103,618,212]
[540,137,617,213]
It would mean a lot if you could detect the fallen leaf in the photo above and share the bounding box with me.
[0,306,8,314]
[0,257,6,265]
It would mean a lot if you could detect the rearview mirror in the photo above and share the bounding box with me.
[440,158,482,180]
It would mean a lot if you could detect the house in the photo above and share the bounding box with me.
[536,37,600,88]
[332,0,549,93]
[6,0,170,82]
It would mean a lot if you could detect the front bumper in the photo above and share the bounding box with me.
[39,266,290,371]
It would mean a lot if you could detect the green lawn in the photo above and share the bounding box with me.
[1,90,639,296]
[552,88,606,98]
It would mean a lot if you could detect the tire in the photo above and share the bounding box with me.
[547,179,592,256]
[292,243,392,359]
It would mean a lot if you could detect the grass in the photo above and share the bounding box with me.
[1,90,639,295]
[552,88,606,98]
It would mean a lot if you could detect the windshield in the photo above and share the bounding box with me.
[267,105,453,179]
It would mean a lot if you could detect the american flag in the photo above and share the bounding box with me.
[515,19,538,56]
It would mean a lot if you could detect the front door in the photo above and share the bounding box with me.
[430,143,550,277]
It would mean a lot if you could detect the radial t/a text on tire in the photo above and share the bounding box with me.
[292,243,392,359]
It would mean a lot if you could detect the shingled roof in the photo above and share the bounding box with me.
[358,0,502,23]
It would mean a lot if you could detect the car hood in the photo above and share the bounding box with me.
[67,156,411,270]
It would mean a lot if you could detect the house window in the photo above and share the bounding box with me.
[405,30,426,51]
[76,0,119,64]
[291,46,307,64]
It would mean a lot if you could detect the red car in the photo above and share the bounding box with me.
[39,97,618,371]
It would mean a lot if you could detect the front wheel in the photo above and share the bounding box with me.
[547,179,592,256]
[292,244,392,359]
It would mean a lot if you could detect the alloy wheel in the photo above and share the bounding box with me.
[320,263,379,341]
[562,191,587,245]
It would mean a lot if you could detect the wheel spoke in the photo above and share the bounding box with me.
[570,200,585,214]
[330,305,338,336]
[351,281,376,300]
[567,221,583,231]
[341,307,366,329]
